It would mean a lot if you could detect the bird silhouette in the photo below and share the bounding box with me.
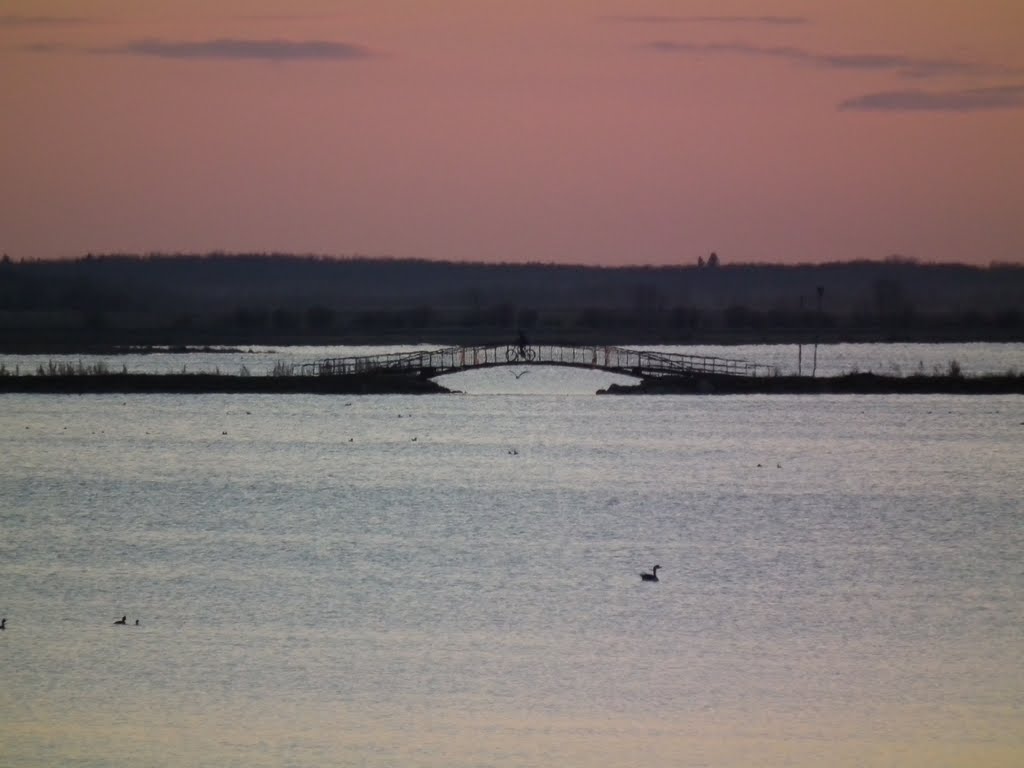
[640,565,662,582]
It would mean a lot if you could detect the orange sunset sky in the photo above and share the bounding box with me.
[2,1,1023,266]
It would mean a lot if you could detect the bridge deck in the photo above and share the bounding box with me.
[295,344,775,379]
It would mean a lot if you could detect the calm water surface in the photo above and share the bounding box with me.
[1,384,1022,766]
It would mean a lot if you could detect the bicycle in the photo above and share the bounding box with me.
[506,344,537,363]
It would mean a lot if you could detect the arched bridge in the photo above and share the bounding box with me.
[296,343,775,379]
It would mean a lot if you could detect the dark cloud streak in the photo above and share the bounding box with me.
[840,84,1024,112]
[104,38,372,62]
[20,42,69,53]
[0,14,96,27]
[647,41,983,78]
[606,15,808,26]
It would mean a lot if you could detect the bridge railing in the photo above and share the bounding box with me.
[295,344,776,379]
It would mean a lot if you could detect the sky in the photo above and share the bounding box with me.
[2,1,1023,267]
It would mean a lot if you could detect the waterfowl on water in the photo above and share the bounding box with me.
[640,565,661,582]
[1,618,5,630]
[114,615,127,625]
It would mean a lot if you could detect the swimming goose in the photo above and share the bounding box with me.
[114,615,127,625]
[640,565,661,582]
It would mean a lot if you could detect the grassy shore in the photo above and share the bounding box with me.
[1,368,1021,395]
[598,371,1024,395]
[0,371,452,395]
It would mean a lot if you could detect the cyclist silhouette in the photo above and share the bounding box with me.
[517,330,529,357]
[506,330,535,362]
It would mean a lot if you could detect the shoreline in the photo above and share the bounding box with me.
[2,327,1023,355]
[598,371,1024,395]
[1,371,1021,395]
[0,372,452,395]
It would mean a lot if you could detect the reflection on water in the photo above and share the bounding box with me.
[1,392,1022,766]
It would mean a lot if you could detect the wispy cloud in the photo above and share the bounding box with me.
[647,41,985,79]
[20,42,68,53]
[607,15,808,26]
[0,14,96,27]
[840,83,1024,112]
[102,38,372,62]
[232,14,340,23]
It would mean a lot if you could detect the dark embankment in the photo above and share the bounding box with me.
[598,372,1024,395]
[0,373,452,395]
[3,371,1021,396]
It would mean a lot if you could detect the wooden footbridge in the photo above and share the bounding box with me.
[295,343,775,380]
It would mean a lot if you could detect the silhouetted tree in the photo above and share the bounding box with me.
[172,313,195,330]
[2,255,1023,344]
[233,307,268,330]
[406,305,434,328]
[84,308,106,330]
[995,309,1021,329]
[272,308,299,331]
[670,306,700,329]
[306,305,335,330]
[724,304,762,329]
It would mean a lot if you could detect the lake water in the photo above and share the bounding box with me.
[1,355,1023,766]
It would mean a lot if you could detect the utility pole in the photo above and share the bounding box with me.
[797,295,804,376]
[812,285,824,377]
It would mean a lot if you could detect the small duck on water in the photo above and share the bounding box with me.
[640,565,662,582]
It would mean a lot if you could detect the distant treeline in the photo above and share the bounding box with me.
[1,253,1022,346]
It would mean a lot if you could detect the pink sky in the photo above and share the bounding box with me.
[2,1,1023,266]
